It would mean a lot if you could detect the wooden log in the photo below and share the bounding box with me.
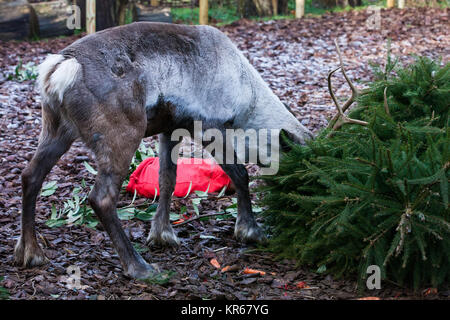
[0,0,39,40]
[387,0,395,8]
[136,4,172,23]
[30,1,74,39]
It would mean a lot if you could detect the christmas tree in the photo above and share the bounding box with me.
[259,45,449,289]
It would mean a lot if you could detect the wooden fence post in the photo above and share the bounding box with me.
[386,0,395,8]
[199,0,208,25]
[295,0,305,18]
[86,0,95,34]
[271,0,278,16]
[398,0,405,8]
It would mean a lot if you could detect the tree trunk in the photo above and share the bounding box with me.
[117,0,127,25]
[238,0,288,17]
[238,0,291,17]
[74,0,86,29]
[277,0,289,15]
[315,0,361,8]
[74,0,134,31]
[253,0,273,16]
[348,0,362,6]
[237,0,258,18]
[96,0,116,30]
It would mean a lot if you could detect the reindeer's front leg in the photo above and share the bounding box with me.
[220,164,266,243]
[147,132,180,246]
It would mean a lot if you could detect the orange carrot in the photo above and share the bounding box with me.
[221,266,231,272]
[242,267,266,275]
[210,258,221,269]
[296,281,310,289]
[423,288,438,296]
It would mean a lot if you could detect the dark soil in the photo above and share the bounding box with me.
[0,8,449,300]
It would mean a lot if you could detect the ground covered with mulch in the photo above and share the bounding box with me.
[0,8,449,300]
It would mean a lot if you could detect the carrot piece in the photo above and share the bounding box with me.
[296,281,310,289]
[423,288,438,296]
[242,267,266,275]
[210,258,221,269]
[221,265,231,272]
[172,219,185,225]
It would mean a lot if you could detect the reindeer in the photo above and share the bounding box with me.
[15,22,313,279]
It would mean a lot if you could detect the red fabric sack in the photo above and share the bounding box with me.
[126,157,232,198]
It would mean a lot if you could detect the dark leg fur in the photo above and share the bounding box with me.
[88,171,158,278]
[15,117,74,267]
[83,115,159,278]
[147,132,180,247]
[219,164,266,243]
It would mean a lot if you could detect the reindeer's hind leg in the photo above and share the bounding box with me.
[147,132,180,247]
[82,117,161,279]
[15,110,74,267]
[219,164,266,244]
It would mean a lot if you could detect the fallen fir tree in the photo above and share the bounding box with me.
[259,42,449,290]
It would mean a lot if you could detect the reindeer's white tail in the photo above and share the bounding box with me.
[37,54,81,103]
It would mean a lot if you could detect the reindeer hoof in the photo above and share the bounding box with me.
[147,226,180,247]
[125,262,161,280]
[234,223,267,244]
[14,238,48,268]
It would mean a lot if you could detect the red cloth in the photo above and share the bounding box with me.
[126,157,231,198]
